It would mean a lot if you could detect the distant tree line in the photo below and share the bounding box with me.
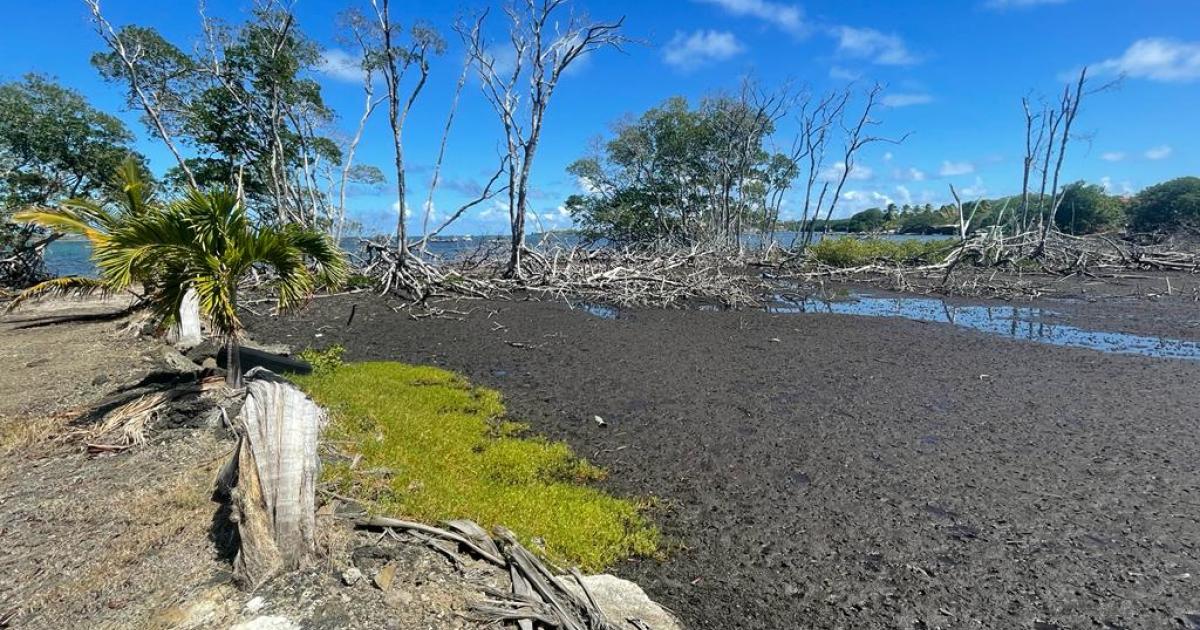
[786,177,1200,238]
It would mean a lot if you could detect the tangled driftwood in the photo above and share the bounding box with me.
[358,516,677,630]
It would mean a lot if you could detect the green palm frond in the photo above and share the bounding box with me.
[113,158,156,217]
[5,276,112,312]
[13,207,108,243]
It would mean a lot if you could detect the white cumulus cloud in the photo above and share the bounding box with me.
[939,161,976,177]
[1145,145,1173,160]
[833,26,920,66]
[696,0,806,36]
[882,92,933,107]
[317,49,365,83]
[1100,151,1126,162]
[663,30,745,71]
[1090,38,1200,83]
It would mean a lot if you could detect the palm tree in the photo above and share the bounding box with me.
[98,189,347,387]
[10,159,154,307]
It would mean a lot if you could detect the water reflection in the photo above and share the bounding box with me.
[578,302,620,320]
[769,292,1200,360]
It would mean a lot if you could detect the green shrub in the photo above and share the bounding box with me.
[298,345,345,374]
[1127,176,1200,232]
[293,361,659,571]
[808,237,954,268]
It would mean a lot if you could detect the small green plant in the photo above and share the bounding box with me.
[808,237,954,268]
[293,361,659,571]
[298,344,345,374]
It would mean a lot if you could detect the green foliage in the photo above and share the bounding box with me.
[1127,177,1200,232]
[845,208,887,233]
[298,344,345,375]
[96,188,347,344]
[1053,181,1124,234]
[91,8,370,229]
[0,74,141,210]
[568,95,786,245]
[293,362,659,571]
[0,75,143,286]
[808,237,954,268]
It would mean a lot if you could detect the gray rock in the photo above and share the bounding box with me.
[564,574,682,630]
[230,616,300,630]
[160,346,201,373]
[243,339,294,356]
[341,567,364,586]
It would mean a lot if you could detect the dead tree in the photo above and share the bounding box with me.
[799,85,904,251]
[1038,67,1088,249]
[368,0,445,261]
[85,0,198,189]
[790,90,848,250]
[461,1,627,278]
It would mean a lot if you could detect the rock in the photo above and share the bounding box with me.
[374,562,398,591]
[244,596,266,613]
[91,374,111,386]
[563,574,682,630]
[159,346,201,373]
[341,567,364,586]
[243,339,294,357]
[230,616,300,630]
[201,357,218,370]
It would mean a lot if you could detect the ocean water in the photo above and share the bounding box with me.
[44,231,933,278]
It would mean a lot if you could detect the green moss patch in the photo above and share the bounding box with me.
[293,361,658,571]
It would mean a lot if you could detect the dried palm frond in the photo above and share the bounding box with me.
[87,377,225,452]
[5,276,111,312]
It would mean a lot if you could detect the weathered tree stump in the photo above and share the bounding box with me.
[167,288,203,348]
[221,368,324,589]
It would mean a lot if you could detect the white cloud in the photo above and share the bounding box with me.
[833,26,920,66]
[1145,145,1173,160]
[961,176,987,198]
[697,0,806,36]
[939,160,976,177]
[822,161,874,182]
[894,185,913,205]
[663,30,745,71]
[1100,176,1135,195]
[1091,38,1200,83]
[881,92,933,107]
[317,49,364,82]
[829,65,861,81]
[906,167,926,181]
[883,152,894,162]
[1100,151,1126,162]
[984,0,1068,9]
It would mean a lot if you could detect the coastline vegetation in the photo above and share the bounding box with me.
[292,357,659,571]
[807,237,955,268]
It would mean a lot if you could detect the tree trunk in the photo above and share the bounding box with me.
[167,288,203,349]
[226,339,243,389]
[223,368,325,589]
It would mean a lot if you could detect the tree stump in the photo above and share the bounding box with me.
[223,368,325,589]
[168,288,203,348]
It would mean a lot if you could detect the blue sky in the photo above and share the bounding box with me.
[2,0,1197,235]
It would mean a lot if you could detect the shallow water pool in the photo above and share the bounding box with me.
[768,292,1200,361]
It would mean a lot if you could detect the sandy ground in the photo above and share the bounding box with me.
[246,283,1200,630]
[0,299,512,629]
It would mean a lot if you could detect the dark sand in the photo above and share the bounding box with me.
[248,287,1200,629]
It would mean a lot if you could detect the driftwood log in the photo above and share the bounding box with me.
[220,368,325,588]
[358,516,681,630]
